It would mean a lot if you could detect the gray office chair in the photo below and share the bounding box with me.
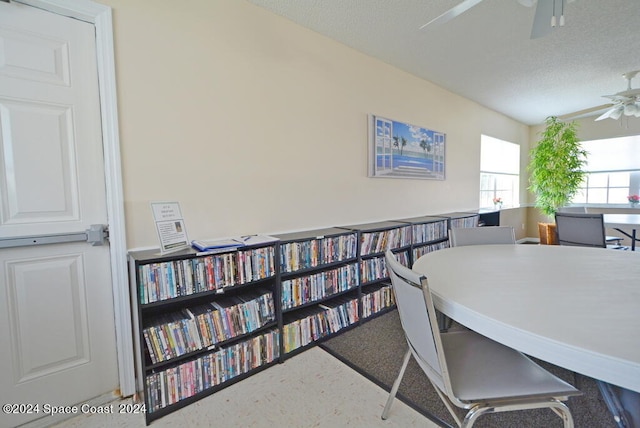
[554,212,627,249]
[382,250,581,427]
[558,206,588,214]
[558,206,623,245]
[449,226,516,247]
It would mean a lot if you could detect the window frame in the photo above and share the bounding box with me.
[479,135,520,208]
[574,169,640,205]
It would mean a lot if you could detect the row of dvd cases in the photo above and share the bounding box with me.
[129,211,480,424]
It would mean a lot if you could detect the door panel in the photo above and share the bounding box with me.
[0,24,70,85]
[0,3,118,427]
[0,243,116,427]
[7,252,90,382]
[1,99,78,224]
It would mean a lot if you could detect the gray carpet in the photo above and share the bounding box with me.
[320,309,616,428]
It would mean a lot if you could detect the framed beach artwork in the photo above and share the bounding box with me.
[368,115,446,180]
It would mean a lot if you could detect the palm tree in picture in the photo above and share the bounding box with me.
[394,136,407,155]
[420,139,433,168]
[393,136,407,156]
[420,139,427,155]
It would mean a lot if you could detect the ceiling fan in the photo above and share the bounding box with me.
[420,0,573,39]
[558,71,640,122]
[593,71,640,121]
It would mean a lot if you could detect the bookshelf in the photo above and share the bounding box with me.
[127,212,483,424]
[441,212,480,229]
[338,221,408,321]
[394,215,449,265]
[273,228,360,358]
[129,241,280,425]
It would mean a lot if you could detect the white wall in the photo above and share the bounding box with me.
[105,0,531,248]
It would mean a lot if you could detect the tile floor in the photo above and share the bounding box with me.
[51,347,439,428]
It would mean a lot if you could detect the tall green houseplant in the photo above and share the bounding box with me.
[528,116,588,218]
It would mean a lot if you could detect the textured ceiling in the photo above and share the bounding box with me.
[246,0,640,125]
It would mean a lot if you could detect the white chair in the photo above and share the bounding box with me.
[382,250,581,427]
[444,226,516,329]
[449,226,515,247]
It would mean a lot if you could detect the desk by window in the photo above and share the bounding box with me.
[412,244,640,393]
[604,213,640,251]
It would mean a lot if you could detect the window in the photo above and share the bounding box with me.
[479,135,520,208]
[572,135,640,204]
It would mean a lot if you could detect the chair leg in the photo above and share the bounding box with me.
[461,399,574,428]
[381,348,411,420]
[437,311,453,332]
[550,400,575,428]
[461,404,490,428]
[596,380,636,428]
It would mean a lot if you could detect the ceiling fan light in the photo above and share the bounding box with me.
[610,107,624,120]
[624,103,637,116]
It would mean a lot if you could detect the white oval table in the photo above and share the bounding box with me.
[412,244,640,393]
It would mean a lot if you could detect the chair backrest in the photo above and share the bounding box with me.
[554,212,606,248]
[384,250,451,395]
[449,226,516,247]
[558,206,587,214]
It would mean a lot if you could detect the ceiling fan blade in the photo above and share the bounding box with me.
[595,105,624,121]
[558,103,613,121]
[419,0,484,30]
[530,0,565,39]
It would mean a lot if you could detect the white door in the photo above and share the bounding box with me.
[0,3,119,427]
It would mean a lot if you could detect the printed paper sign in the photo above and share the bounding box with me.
[151,201,189,254]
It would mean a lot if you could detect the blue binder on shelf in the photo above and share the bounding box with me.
[191,239,244,253]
